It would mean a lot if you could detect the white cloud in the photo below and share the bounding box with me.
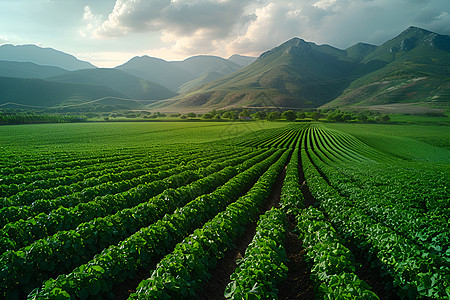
[0,35,8,44]
[80,0,450,61]
[87,0,253,38]
[79,5,104,38]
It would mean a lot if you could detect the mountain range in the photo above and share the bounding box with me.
[0,26,448,112]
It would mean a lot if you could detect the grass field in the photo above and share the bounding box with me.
[0,121,448,299]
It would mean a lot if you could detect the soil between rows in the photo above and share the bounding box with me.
[198,163,287,299]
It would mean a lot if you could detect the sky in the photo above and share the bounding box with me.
[0,0,449,67]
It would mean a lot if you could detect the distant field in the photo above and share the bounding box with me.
[0,121,286,153]
[326,122,450,160]
[1,121,448,299]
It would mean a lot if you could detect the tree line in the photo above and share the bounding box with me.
[0,112,86,125]
[189,109,391,123]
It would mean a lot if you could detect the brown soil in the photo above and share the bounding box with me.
[198,164,287,299]
[277,214,315,299]
[350,247,401,300]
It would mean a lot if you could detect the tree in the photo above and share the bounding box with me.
[282,110,297,121]
[222,111,231,118]
[239,110,250,118]
[267,111,281,121]
[296,111,306,119]
[187,112,196,118]
[251,111,265,120]
[381,114,390,122]
[213,114,221,120]
[202,113,213,119]
[311,111,321,121]
[342,114,352,122]
[357,113,368,123]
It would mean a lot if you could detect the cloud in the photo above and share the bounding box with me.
[0,35,8,44]
[81,0,450,60]
[89,0,253,38]
[79,5,103,38]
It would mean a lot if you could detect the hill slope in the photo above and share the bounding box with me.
[323,26,450,108]
[116,56,195,92]
[0,76,125,108]
[171,55,242,77]
[0,44,95,70]
[228,54,257,67]
[46,68,177,100]
[155,26,449,111]
[117,55,245,93]
[0,60,68,79]
[160,38,359,109]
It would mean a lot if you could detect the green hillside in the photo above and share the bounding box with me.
[0,76,125,108]
[116,56,195,92]
[159,26,449,111]
[46,68,177,100]
[0,44,95,70]
[0,60,68,79]
[171,55,242,77]
[177,71,225,94]
[324,27,450,109]
[162,38,359,110]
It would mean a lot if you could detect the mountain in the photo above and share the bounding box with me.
[116,56,195,92]
[178,71,225,94]
[46,68,177,100]
[171,55,242,77]
[0,76,124,108]
[0,60,68,79]
[228,54,257,67]
[0,44,96,71]
[345,43,377,61]
[117,55,245,93]
[160,38,359,109]
[323,26,450,108]
[153,26,449,111]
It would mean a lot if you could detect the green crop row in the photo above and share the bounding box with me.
[0,150,247,228]
[297,207,379,299]
[129,150,290,298]
[0,162,176,226]
[309,142,450,263]
[279,136,304,214]
[1,149,269,298]
[0,151,144,176]
[1,159,210,252]
[1,149,241,250]
[301,128,450,299]
[0,154,148,196]
[28,150,282,299]
[225,208,288,299]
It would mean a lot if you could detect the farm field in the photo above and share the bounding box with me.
[0,121,449,299]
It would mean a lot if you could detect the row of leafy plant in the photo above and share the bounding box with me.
[0,153,234,252]
[279,136,304,215]
[1,149,273,298]
[309,130,450,261]
[297,207,379,299]
[129,150,290,298]
[224,208,288,299]
[0,150,246,228]
[0,153,149,196]
[301,127,449,299]
[27,149,283,299]
[0,150,145,176]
